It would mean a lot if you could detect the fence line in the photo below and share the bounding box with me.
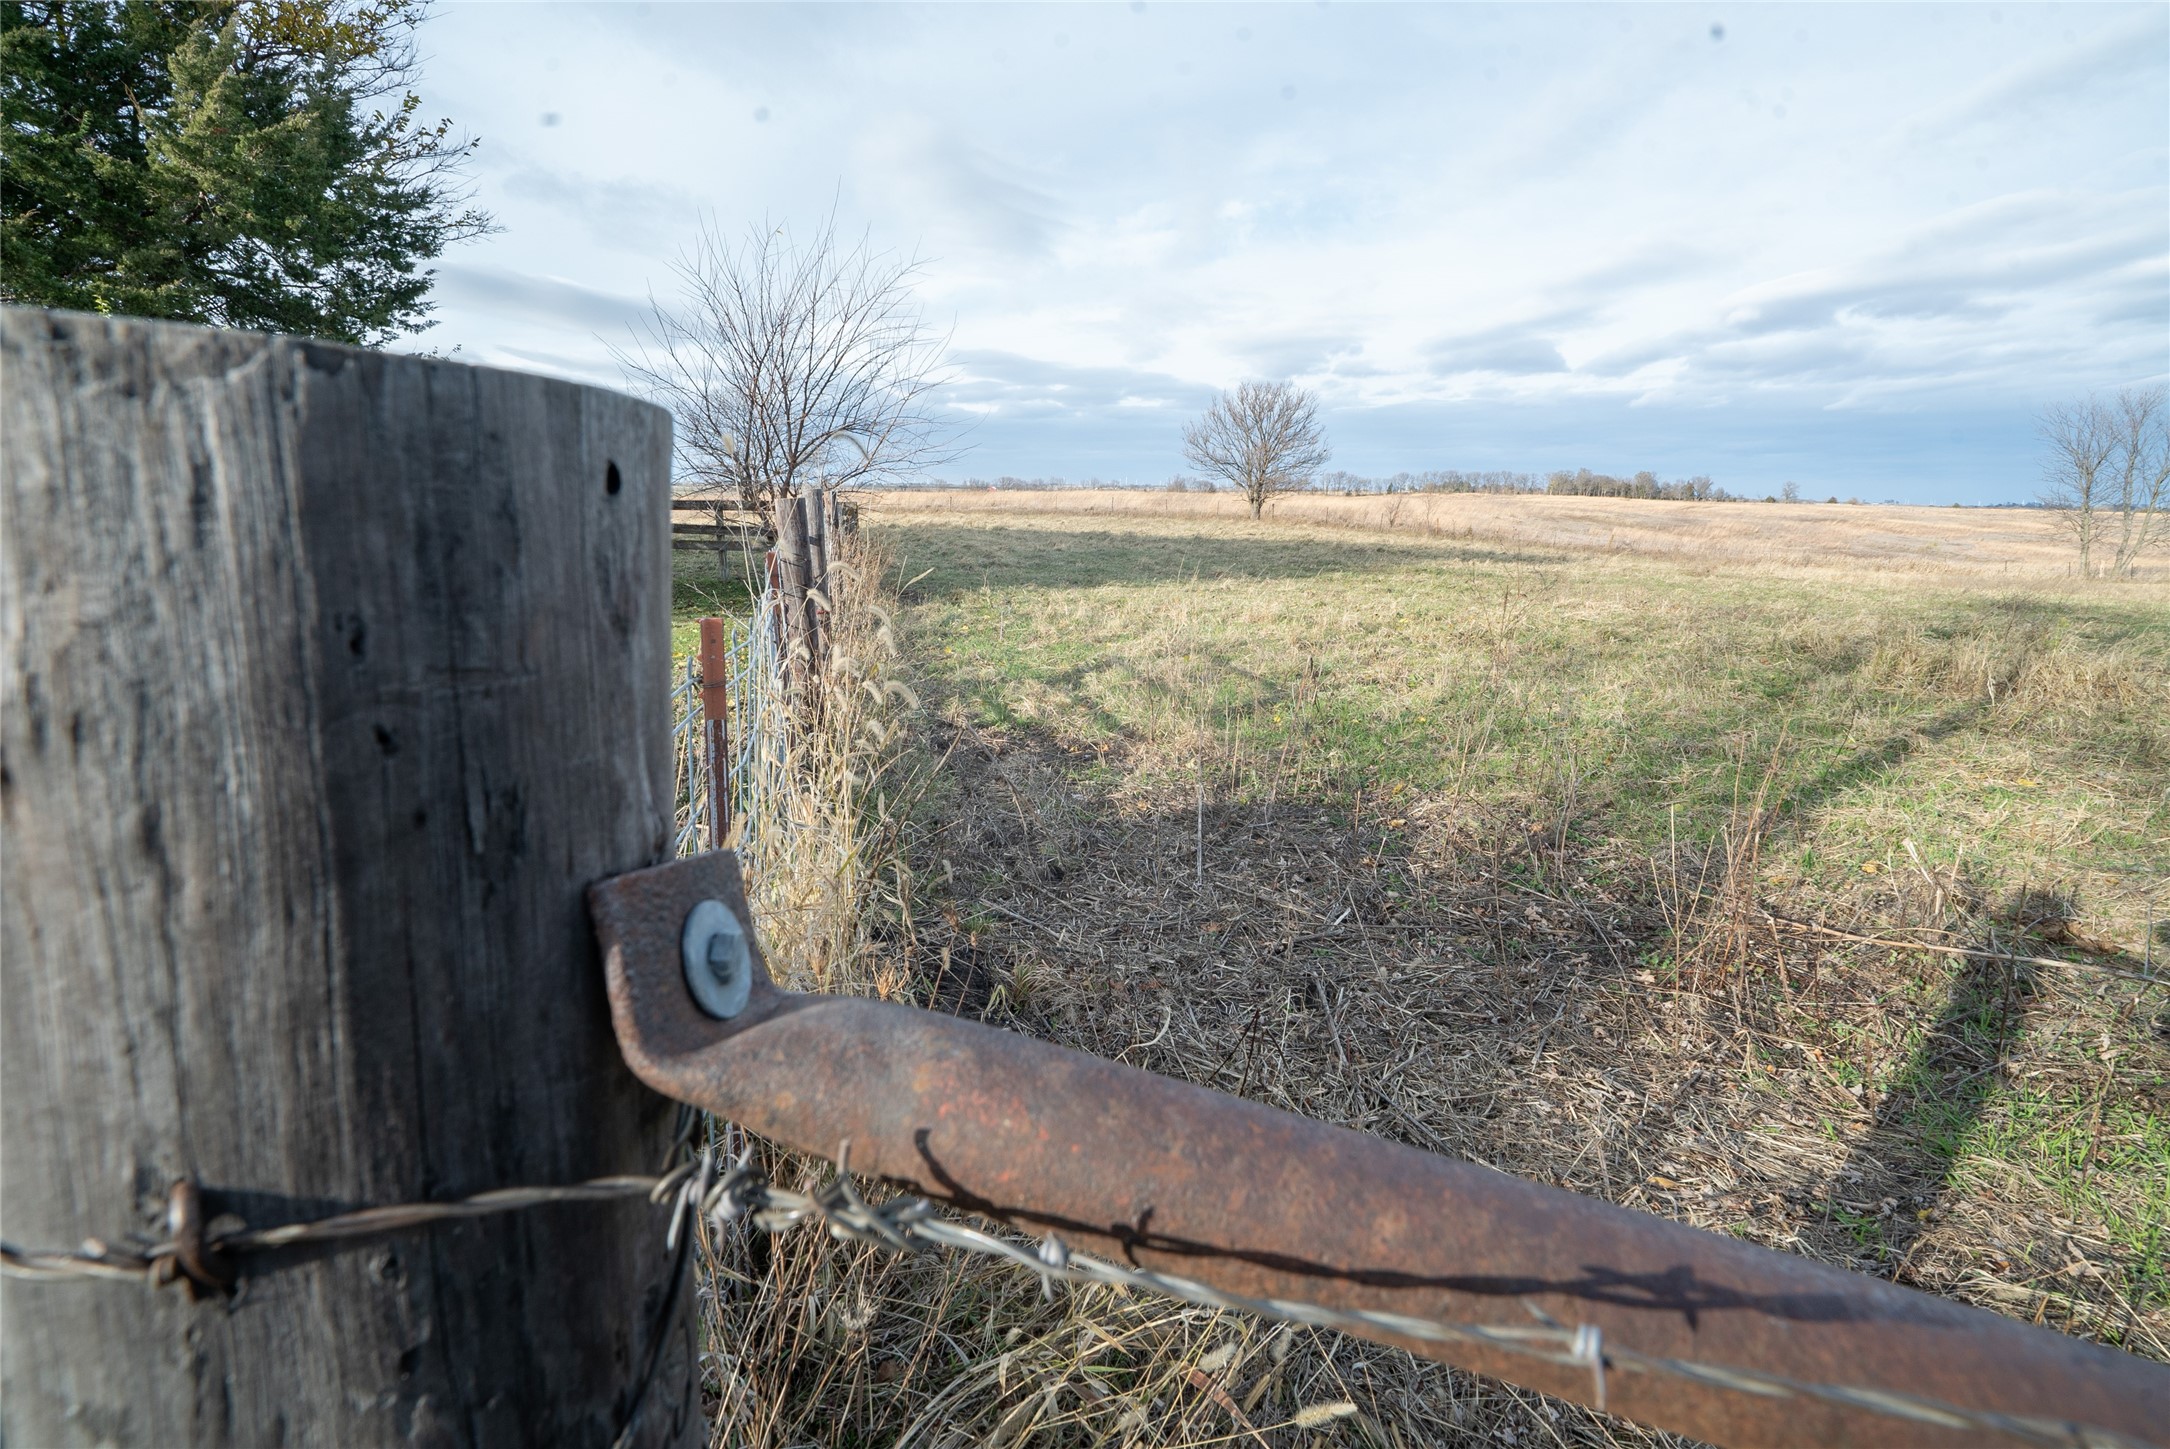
[628,499,2167,1449]
[672,486,843,873]
[9,452,2162,1447]
[671,611,780,860]
[10,1147,2150,1449]
[690,1147,2147,1449]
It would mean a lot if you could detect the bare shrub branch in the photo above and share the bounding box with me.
[1182,380,1331,520]
[2039,387,2167,577]
[2107,386,2169,575]
[617,216,957,530]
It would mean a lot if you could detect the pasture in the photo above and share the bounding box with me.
[672,493,2169,1445]
[871,487,2126,577]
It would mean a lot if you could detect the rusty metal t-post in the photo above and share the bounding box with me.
[696,617,731,849]
[589,851,2169,1449]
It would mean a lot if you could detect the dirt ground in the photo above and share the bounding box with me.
[915,713,2168,1332]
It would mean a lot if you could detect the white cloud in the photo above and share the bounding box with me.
[1890,13,2166,147]
[433,263,649,335]
[851,114,1067,259]
[403,1,2169,500]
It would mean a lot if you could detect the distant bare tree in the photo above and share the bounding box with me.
[2040,388,2168,576]
[2106,387,2169,575]
[2039,399,2117,574]
[1182,381,1331,519]
[617,216,955,531]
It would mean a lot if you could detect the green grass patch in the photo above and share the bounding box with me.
[883,511,2169,942]
[669,546,763,658]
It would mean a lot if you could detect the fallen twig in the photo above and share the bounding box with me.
[1760,913,2162,986]
[981,900,1065,940]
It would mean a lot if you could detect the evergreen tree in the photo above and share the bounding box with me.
[1,0,488,344]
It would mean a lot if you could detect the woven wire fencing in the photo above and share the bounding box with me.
[671,583,790,865]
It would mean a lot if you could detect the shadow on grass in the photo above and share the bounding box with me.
[1825,888,2062,1273]
[1983,591,2170,650]
[878,521,1557,600]
[1777,703,1987,829]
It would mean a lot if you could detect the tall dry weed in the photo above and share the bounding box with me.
[1782,613,2160,717]
[726,533,920,998]
[1654,733,1791,988]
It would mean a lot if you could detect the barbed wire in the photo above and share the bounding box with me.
[683,1145,2150,1449]
[1,1148,2148,1448]
[1,1175,667,1292]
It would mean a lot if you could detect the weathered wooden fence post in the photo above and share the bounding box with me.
[775,489,819,693]
[1,309,694,1447]
[802,483,824,607]
[763,547,787,659]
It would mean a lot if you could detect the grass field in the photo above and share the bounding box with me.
[878,497,2166,947]
[872,487,2129,577]
[673,494,2168,1446]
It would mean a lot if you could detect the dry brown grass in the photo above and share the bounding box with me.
[673,503,2167,1448]
[868,487,2140,579]
[731,707,2162,1448]
[718,542,920,1001]
[909,710,2170,1327]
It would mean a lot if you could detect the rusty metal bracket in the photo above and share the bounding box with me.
[588,851,2169,1449]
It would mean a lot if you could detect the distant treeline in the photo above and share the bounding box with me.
[899,472,2018,506]
[1543,469,1730,500]
[917,475,1130,490]
[913,469,1704,495]
[1309,469,1542,494]
[1307,469,1733,498]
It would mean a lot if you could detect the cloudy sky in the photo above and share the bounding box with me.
[405,1,2168,502]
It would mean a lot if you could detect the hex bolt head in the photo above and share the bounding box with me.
[681,898,753,1019]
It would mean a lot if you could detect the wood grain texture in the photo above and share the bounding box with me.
[774,494,817,685]
[1,308,694,1447]
[806,487,830,602]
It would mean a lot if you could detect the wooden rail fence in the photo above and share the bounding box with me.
[668,494,855,557]
[669,497,766,553]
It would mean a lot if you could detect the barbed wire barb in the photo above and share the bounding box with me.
[3,1156,2152,1449]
